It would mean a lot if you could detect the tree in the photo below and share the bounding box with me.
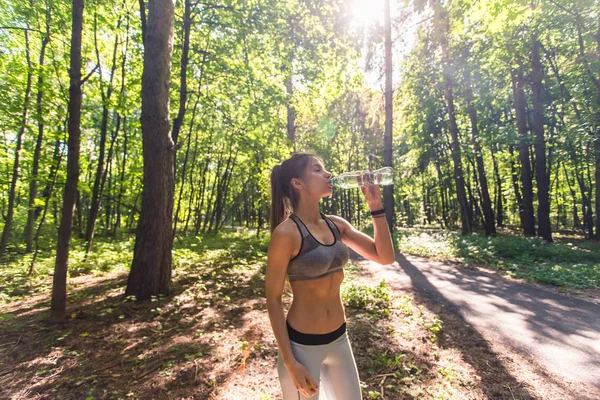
[125,0,175,300]
[531,2,552,242]
[383,0,395,232]
[0,18,33,256]
[51,0,84,313]
[434,1,471,234]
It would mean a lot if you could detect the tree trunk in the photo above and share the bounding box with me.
[30,137,65,276]
[51,0,84,313]
[0,29,33,256]
[114,117,128,235]
[563,163,581,229]
[511,68,536,236]
[202,150,223,233]
[173,93,200,238]
[125,0,175,300]
[435,156,449,229]
[85,15,120,250]
[285,75,296,147]
[383,0,395,232]
[285,21,296,148]
[531,27,552,242]
[576,157,594,239]
[464,58,495,235]
[435,3,470,234]
[171,0,191,146]
[25,7,51,253]
[491,144,504,227]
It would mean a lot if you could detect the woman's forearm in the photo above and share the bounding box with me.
[369,202,395,264]
[266,300,296,365]
[372,215,394,264]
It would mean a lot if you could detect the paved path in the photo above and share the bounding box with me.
[352,252,600,390]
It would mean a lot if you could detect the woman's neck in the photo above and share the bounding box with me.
[293,199,322,226]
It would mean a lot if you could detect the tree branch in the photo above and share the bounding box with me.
[0,25,45,34]
[80,64,99,86]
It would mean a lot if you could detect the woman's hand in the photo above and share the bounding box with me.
[285,360,318,397]
[357,168,383,210]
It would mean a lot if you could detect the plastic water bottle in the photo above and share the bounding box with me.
[330,167,393,189]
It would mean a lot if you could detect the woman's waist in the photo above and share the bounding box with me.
[287,300,345,333]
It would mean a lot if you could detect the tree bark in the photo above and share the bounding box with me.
[125,0,175,300]
[0,29,33,255]
[173,93,199,238]
[491,144,504,228]
[464,57,495,235]
[85,14,121,251]
[594,5,600,239]
[51,0,84,313]
[383,0,395,232]
[511,68,536,236]
[531,27,552,242]
[434,3,470,234]
[170,0,191,146]
[25,6,51,253]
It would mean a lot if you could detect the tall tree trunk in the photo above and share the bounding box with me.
[173,92,200,237]
[171,0,191,146]
[464,58,495,235]
[51,0,84,313]
[125,0,175,300]
[434,3,470,234]
[285,75,296,147]
[531,25,552,242]
[594,6,600,239]
[576,153,594,239]
[30,134,65,275]
[183,128,200,235]
[25,6,51,253]
[509,146,524,229]
[113,16,130,236]
[285,19,296,149]
[0,29,33,255]
[435,154,449,228]
[383,0,395,232]
[85,15,120,251]
[563,163,581,229]
[114,117,128,235]
[511,68,536,236]
[491,143,504,227]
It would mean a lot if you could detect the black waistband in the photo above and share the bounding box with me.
[286,319,346,345]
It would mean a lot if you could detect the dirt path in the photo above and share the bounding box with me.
[353,251,600,395]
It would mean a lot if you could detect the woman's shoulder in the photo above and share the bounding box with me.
[271,215,300,238]
[323,214,351,234]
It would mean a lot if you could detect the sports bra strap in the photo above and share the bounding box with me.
[289,214,309,237]
[320,213,341,240]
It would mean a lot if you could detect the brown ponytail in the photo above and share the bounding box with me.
[269,152,323,233]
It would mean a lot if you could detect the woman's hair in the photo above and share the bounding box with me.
[269,152,324,233]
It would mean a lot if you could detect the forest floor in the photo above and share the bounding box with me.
[0,229,599,399]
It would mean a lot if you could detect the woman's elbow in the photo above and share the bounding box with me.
[378,253,395,265]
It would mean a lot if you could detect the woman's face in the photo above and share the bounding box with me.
[294,157,333,198]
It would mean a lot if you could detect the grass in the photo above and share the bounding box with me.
[0,228,271,305]
[393,227,600,289]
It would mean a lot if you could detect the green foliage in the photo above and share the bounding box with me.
[342,279,392,319]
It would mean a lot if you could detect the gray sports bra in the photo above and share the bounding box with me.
[286,212,349,282]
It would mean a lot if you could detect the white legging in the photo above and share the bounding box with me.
[276,330,363,399]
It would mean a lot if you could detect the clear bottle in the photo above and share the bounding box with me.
[330,167,393,189]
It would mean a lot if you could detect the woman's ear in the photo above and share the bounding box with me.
[291,178,303,190]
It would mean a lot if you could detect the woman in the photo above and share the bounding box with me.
[266,152,395,399]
